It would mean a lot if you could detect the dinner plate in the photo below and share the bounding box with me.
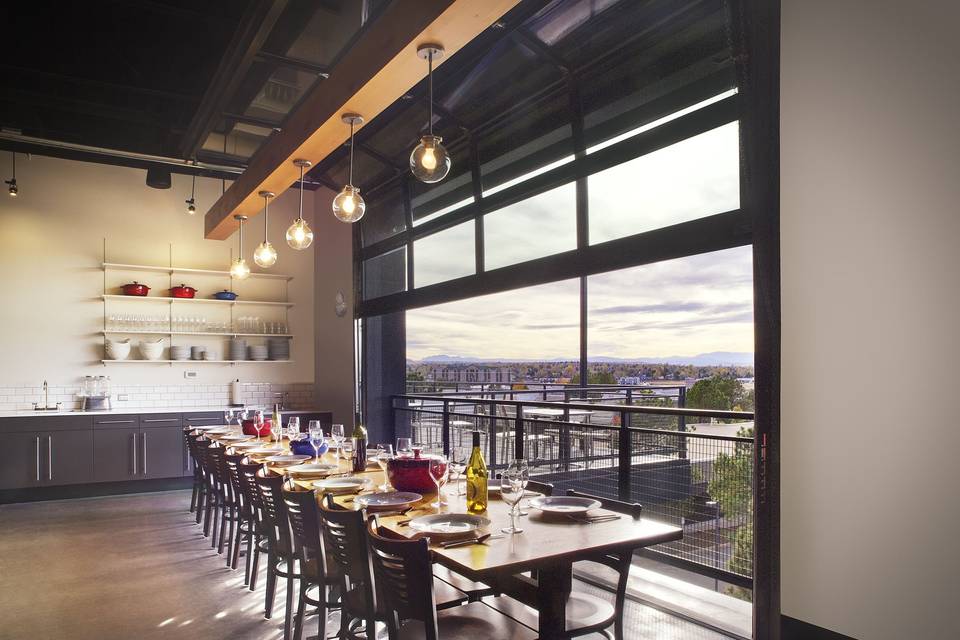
[355,491,422,511]
[265,454,311,467]
[191,424,228,431]
[312,476,371,494]
[218,434,255,442]
[226,441,261,450]
[528,496,601,514]
[408,513,490,537]
[203,428,233,436]
[488,487,543,499]
[286,462,338,477]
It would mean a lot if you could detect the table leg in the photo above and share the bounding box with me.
[536,562,572,638]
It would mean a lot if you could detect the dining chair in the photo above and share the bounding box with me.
[485,489,643,640]
[203,445,227,547]
[255,472,301,640]
[223,453,251,570]
[184,430,204,513]
[318,494,467,639]
[366,518,537,640]
[237,460,266,589]
[188,435,211,526]
[282,486,342,640]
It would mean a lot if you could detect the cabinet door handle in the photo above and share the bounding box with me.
[142,432,148,475]
[97,419,136,425]
[47,435,52,481]
[131,433,138,476]
[35,436,40,482]
[142,418,177,423]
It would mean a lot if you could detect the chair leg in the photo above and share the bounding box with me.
[316,585,327,640]
[293,580,306,640]
[264,554,277,619]
[189,475,199,513]
[217,500,229,555]
[210,494,220,549]
[231,516,244,571]
[284,557,295,640]
[225,504,236,566]
[249,540,261,592]
[195,483,206,524]
[243,528,255,586]
[202,489,213,537]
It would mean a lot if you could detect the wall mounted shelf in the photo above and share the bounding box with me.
[101,360,295,365]
[101,295,294,308]
[102,262,293,281]
[101,331,293,338]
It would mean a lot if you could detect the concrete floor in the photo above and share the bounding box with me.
[0,490,731,640]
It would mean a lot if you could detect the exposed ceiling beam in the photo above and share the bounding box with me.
[253,51,331,77]
[179,0,289,161]
[203,0,520,240]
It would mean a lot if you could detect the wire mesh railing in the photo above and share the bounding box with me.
[392,393,755,588]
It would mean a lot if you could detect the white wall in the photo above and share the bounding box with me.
[312,186,356,426]
[781,1,960,638]
[0,155,315,388]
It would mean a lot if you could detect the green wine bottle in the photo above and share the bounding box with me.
[352,412,368,472]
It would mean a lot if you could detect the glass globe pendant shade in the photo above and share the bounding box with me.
[286,218,314,249]
[332,185,365,223]
[410,135,451,183]
[230,257,250,280]
[253,241,277,268]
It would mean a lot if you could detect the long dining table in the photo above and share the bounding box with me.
[208,428,683,638]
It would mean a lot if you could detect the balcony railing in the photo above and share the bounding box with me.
[392,391,755,589]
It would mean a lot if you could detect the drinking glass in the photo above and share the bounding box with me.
[254,410,265,443]
[287,417,301,442]
[396,437,412,457]
[309,425,324,460]
[448,452,466,497]
[375,444,394,491]
[500,459,529,534]
[428,454,448,510]
[331,423,345,462]
[270,415,282,444]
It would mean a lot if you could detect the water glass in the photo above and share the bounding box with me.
[448,453,466,497]
[428,454,448,510]
[287,417,300,441]
[396,437,412,457]
[309,426,324,460]
[270,416,282,444]
[375,444,394,491]
[501,459,529,534]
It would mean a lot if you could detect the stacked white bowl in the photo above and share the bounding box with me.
[139,338,164,360]
[105,338,131,361]
[248,345,268,361]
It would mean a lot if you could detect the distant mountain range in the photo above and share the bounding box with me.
[411,351,754,367]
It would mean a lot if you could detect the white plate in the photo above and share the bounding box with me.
[191,425,227,431]
[226,441,261,450]
[204,428,233,436]
[528,496,601,514]
[286,463,339,477]
[312,476,371,494]
[409,513,490,536]
[265,454,311,466]
[355,491,422,511]
[489,487,543,499]
[219,434,255,442]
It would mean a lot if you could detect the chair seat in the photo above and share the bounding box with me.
[397,601,537,640]
[433,565,494,599]
[483,587,615,633]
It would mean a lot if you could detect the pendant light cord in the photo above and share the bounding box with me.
[263,195,269,241]
[11,152,15,179]
[427,50,434,136]
[190,174,196,200]
[298,163,305,221]
[238,218,243,254]
[348,119,355,187]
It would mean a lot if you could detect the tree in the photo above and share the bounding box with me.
[571,370,616,385]
[707,425,754,601]
[687,376,746,411]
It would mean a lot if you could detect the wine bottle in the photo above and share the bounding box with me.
[465,430,488,514]
[351,412,368,473]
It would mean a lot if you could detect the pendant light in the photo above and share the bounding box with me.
[253,190,278,267]
[332,114,366,223]
[287,159,314,249]
[409,44,451,183]
[5,152,17,197]
[229,215,251,280]
[185,174,197,214]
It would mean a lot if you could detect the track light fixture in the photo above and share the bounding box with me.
[287,159,314,249]
[410,44,451,183]
[230,215,251,280]
[185,174,197,214]
[6,152,17,197]
[254,190,278,268]
[332,114,366,223]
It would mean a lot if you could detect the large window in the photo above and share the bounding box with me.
[484,183,577,270]
[413,220,475,288]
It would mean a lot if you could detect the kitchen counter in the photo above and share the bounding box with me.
[0,407,330,419]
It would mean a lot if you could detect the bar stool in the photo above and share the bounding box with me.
[255,472,301,640]
[222,453,251,570]
[237,460,267,589]
[366,518,537,640]
[282,486,343,640]
[184,429,204,513]
[204,445,228,551]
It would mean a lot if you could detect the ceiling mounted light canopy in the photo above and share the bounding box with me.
[287,159,314,249]
[185,174,197,214]
[254,190,278,268]
[332,114,366,223]
[230,214,250,280]
[5,152,17,197]
[410,44,451,184]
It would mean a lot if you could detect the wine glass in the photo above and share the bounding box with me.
[270,415,282,445]
[254,410,265,443]
[309,425,324,460]
[287,417,301,442]
[395,437,412,457]
[448,452,466,497]
[331,423,345,462]
[375,444,394,491]
[500,459,529,535]
[341,439,354,468]
[428,454,448,510]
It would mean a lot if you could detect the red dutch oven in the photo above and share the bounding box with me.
[170,284,198,298]
[121,281,150,296]
[387,449,447,493]
[242,418,272,437]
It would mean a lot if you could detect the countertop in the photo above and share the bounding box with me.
[0,407,330,419]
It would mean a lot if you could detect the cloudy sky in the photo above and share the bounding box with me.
[404,116,752,362]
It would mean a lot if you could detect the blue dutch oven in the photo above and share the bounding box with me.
[214,290,238,301]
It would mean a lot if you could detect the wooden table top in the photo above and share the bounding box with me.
[208,430,682,577]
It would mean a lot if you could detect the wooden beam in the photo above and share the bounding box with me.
[203,0,519,240]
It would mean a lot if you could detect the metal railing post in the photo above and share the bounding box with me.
[678,386,688,460]
[619,409,631,501]
[442,400,450,456]
[514,402,524,463]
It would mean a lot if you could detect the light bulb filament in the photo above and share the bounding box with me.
[421,147,437,171]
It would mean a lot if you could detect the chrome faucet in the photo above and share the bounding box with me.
[33,380,61,411]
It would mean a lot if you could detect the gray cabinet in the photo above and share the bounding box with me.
[0,432,44,489]
[93,428,139,482]
[93,414,184,481]
[141,426,184,479]
[0,429,93,489]
[47,430,94,485]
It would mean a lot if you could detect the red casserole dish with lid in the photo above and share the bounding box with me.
[121,281,150,296]
[170,284,198,298]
